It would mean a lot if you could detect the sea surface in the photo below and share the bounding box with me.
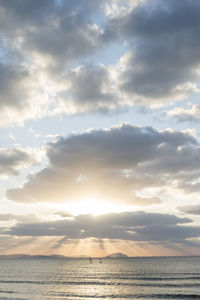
[0,256,200,299]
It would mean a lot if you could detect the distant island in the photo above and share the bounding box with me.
[105,252,128,258]
[0,253,128,259]
[0,254,68,260]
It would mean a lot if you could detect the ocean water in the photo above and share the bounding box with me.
[0,256,200,299]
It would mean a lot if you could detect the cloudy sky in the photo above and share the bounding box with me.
[1,0,200,257]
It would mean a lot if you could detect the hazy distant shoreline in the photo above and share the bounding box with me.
[0,252,128,259]
[0,253,199,259]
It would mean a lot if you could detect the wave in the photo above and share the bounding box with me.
[98,275,200,281]
[44,292,200,299]
[1,279,200,289]
[72,274,200,281]
[143,295,200,299]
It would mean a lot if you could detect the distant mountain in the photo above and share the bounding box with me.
[0,253,129,259]
[105,252,128,258]
[0,254,68,259]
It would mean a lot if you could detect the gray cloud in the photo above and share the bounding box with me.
[0,0,106,124]
[1,0,200,122]
[0,210,199,255]
[0,213,40,226]
[178,205,200,215]
[0,0,104,68]
[177,179,200,194]
[0,63,30,110]
[47,124,196,170]
[59,64,117,113]
[0,148,38,177]
[57,0,200,113]
[54,211,73,218]
[0,0,53,25]
[104,0,200,104]
[4,211,198,246]
[6,123,200,203]
[106,0,200,38]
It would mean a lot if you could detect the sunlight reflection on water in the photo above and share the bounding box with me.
[0,257,200,299]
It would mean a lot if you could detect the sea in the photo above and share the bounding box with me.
[0,256,200,299]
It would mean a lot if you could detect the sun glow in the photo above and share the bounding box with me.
[62,197,128,216]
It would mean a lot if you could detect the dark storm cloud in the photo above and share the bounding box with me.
[6,123,200,203]
[4,211,199,246]
[105,0,200,103]
[0,148,37,177]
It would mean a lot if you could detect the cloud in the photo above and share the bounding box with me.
[1,210,198,255]
[167,104,200,122]
[0,0,106,125]
[56,0,200,113]
[0,62,55,126]
[0,63,30,110]
[0,147,39,178]
[54,211,73,218]
[58,64,118,114]
[104,0,200,105]
[133,196,161,206]
[0,0,54,26]
[6,123,200,203]
[178,205,200,215]
[0,63,36,126]
[1,0,200,122]
[0,0,104,68]
[3,211,198,246]
[0,213,40,226]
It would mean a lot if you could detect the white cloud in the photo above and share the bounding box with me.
[167,104,200,122]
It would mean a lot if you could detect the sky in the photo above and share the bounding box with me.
[1,0,200,257]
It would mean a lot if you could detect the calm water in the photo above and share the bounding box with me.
[0,257,200,299]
